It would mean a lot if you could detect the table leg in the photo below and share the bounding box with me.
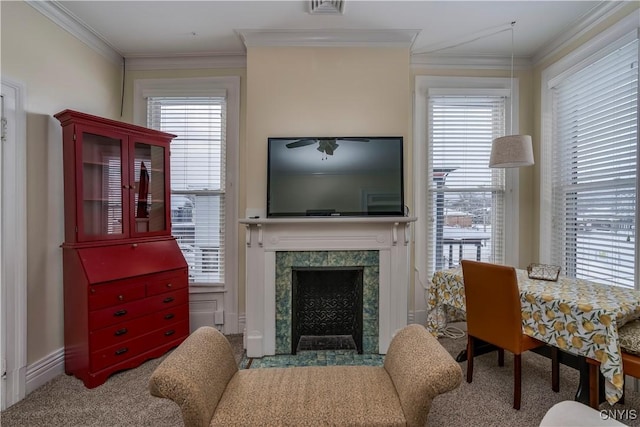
[455,338,498,362]
[456,343,601,405]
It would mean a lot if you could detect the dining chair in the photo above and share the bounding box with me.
[461,260,560,410]
[587,319,640,409]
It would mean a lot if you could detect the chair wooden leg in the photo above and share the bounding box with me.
[498,348,505,367]
[551,347,559,392]
[467,335,474,383]
[514,353,522,410]
[589,361,600,409]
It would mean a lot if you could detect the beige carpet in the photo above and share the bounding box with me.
[1,326,639,427]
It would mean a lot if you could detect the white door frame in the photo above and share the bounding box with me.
[1,78,28,409]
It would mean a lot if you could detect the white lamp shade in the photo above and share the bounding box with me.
[489,134,534,168]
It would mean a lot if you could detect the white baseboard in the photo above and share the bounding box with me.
[412,309,427,327]
[25,348,64,394]
[237,314,246,334]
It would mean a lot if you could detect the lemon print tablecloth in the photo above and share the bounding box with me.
[428,267,640,405]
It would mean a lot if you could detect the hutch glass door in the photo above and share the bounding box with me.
[132,142,166,235]
[81,132,126,240]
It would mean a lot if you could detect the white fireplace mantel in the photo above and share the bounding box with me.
[240,216,416,358]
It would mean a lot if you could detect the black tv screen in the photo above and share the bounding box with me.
[267,137,404,217]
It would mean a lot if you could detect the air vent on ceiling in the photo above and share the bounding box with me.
[309,0,345,15]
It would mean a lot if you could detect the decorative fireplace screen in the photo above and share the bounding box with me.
[291,267,364,354]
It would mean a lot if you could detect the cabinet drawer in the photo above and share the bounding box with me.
[91,320,189,372]
[89,298,151,330]
[146,289,189,312]
[146,269,188,296]
[89,304,188,350]
[89,280,146,311]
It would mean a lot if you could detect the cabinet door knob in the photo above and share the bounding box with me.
[131,243,138,248]
[118,295,124,301]
[166,283,172,288]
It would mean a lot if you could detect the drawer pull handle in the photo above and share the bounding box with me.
[166,283,172,288]
[163,297,174,304]
[114,309,127,317]
[118,295,124,301]
[115,347,129,356]
[114,328,128,336]
[165,330,175,336]
[164,313,175,320]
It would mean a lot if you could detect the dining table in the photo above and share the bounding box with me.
[427,266,640,405]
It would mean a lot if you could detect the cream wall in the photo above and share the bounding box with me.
[245,47,411,210]
[1,1,122,364]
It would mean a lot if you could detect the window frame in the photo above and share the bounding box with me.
[414,75,522,322]
[146,95,227,285]
[133,76,239,331]
[540,16,639,290]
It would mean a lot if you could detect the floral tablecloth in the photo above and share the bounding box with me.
[428,267,640,404]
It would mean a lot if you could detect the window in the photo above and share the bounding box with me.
[147,96,226,284]
[427,92,507,270]
[134,77,238,293]
[414,76,522,308]
[547,37,638,288]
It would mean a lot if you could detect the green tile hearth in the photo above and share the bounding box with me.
[240,350,385,369]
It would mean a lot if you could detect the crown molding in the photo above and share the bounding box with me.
[236,29,420,49]
[532,1,634,66]
[125,55,247,71]
[411,54,532,71]
[410,2,635,71]
[26,0,123,65]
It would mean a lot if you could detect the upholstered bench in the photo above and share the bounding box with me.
[149,324,462,427]
[587,319,640,409]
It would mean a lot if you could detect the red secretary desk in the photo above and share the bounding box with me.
[55,110,189,388]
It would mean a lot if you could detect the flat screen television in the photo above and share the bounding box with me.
[267,137,404,217]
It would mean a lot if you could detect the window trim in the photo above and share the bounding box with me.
[414,75,522,323]
[133,76,240,333]
[540,15,639,291]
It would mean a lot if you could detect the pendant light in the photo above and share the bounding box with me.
[489,22,534,168]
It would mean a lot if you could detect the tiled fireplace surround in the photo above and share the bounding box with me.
[241,217,414,358]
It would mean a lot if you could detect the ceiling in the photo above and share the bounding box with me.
[50,1,616,60]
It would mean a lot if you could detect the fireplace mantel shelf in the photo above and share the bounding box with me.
[240,217,416,248]
[239,216,417,225]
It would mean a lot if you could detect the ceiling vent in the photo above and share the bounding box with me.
[309,0,345,15]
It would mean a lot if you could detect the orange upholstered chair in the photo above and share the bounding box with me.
[461,260,559,409]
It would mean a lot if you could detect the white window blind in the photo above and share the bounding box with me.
[427,93,507,271]
[147,96,227,285]
[551,39,638,288]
